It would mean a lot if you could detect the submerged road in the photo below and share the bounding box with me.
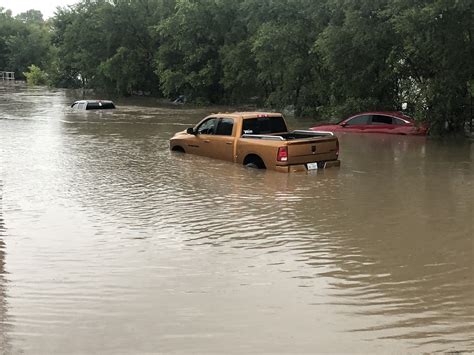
[0,84,473,353]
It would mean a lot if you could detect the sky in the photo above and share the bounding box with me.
[0,0,79,18]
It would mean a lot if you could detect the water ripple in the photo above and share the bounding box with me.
[0,85,473,353]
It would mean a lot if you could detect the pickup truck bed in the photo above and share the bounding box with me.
[248,130,330,140]
[170,112,340,172]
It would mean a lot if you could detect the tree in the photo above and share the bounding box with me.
[233,0,335,117]
[0,8,14,70]
[0,8,51,79]
[16,9,44,24]
[156,0,234,103]
[51,0,167,93]
[96,0,167,95]
[315,0,400,118]
[2,0,471,134]
[389,0,473,133]
[23,64,48,85]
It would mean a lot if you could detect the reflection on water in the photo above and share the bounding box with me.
[0,84,473,353]
[0,186,5,346]
[0,181,11,353]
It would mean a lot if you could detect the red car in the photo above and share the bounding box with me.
[310,111,428,135]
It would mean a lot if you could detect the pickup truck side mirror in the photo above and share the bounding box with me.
[186,127,196,135]
[340,122,347,127]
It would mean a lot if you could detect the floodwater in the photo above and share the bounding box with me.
[0,84,473,354]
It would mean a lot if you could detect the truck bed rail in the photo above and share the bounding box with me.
[242,130,334,141]
[292,130,334,136]
[241,134,285,141]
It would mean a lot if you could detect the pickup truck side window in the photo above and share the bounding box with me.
[215,118,234,136]
[242,116,287,135]
[197,118,218,135]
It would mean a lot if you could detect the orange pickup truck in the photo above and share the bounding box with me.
[170,112,340,173]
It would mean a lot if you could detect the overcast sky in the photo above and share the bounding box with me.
[0,0,79,18]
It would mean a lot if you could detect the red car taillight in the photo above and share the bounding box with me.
[277,146,288,162]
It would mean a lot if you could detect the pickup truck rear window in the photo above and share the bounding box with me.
[242,116,287,135]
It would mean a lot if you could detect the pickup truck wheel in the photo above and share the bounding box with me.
[244,155,266,169]
[245,162,259,169]
[171,146,185,153]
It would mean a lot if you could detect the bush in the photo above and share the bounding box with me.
[23,64,48,85]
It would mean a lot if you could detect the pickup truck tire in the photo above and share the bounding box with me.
[171,146,185,153]
[244,155,266,169]
[245,162,259,169]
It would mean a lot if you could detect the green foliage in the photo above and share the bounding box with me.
[315,0,401,119]
[23,64,48,85]
[220,39,260,104]
[1,0,472,134]
[0,7,51,78]
[155,0,231,103]
[0,8,14,70]
[248,0,327,117]
[389,0,473,133]
[49,0,165,93]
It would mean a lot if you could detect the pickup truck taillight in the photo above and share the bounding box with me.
[277,146,288,162]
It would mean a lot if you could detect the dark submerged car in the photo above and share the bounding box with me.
[71,100,116,110]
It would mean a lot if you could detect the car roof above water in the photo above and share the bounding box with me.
[71,100,116,110]
[351,111,414,121]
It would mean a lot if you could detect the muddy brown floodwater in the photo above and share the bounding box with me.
[0,84,473,353]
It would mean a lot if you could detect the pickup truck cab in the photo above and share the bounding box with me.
[170,112,340,173]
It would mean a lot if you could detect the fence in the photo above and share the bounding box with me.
[0,71,15,80]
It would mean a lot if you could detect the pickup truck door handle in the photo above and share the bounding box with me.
[225,142,233,145]
[204,140,210,143]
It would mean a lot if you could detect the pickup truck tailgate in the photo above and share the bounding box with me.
[287,138,338,164]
